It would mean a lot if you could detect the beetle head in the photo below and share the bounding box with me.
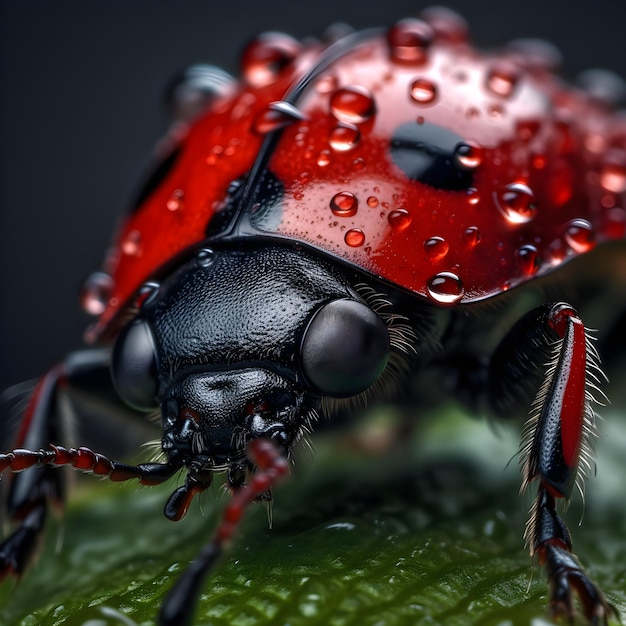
[110,246,390,482]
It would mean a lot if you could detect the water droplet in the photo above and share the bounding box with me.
[352,156,365,170]
[517,244,540,275]
[463,226,481,247]
[466,188,480,206]
[330,191,358,217]
[80,272,113,316]
[564,219,595,253]
[206,145,224,165]
[420,6,468,43]
[223,138,241,157]
[240,33,301,88]
[409,77,437,104]
[252,101,306,134]
[330,85,376,124]
[486,62,520,98]
[600,158,626,193]
[317,149,332,166]
[454,142,483,169]
[166,189,184,212]
[506,38,562,73]
[135,282,160,309]
[196,247,217,267]
[367,196,379,208]
[426,271,464,305]
[227,178,244,196]
[328,123,360,151]
[121,230,142,256]
[344,228,365,247]
[424,236,449,260]
[494,182,537,224]
[387,18,433,65]
[388,208,412,230]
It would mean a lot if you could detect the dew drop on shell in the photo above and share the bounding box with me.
[426,271,464,305]
[344,228,365,247]
[517,244,540,275]
[388,208,412,230]
[486,61,520,98]
[166,189,184,212]
[329,123,360,151]
[386,18,433,65]
[463,225,481,247]
[409,77,438,104]
[330,191,358,217]
[494,182,537,224]
[330,85,377,124]
[454,143,483,169]
[424,236,449,260]
[80,272,114,316]
[317,149,332,167]
[196,247,217,267]
[564,218,595,253]
[240,33,301,88]
[121,230,142,256]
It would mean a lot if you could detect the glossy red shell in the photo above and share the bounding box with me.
[88,17,626,339]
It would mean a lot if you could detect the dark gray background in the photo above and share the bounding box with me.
[1,0,626,393]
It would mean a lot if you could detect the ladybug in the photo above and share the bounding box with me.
[1,6,624,625]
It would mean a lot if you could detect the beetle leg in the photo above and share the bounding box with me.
[513,303,615,623]
[0,443,183,580]
[159,438,288,626]
[0,348,158,579]
[1,362,67,578]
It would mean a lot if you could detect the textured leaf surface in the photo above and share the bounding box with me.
[1,408,624,626]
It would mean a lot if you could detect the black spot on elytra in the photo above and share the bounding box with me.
[390,122,474,191]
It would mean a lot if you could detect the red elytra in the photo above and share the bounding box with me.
[88,19,626,340]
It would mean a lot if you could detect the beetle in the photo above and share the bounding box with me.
[1,6,625,625]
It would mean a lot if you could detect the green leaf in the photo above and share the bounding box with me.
[1,407,625,626]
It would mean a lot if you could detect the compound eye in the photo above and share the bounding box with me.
[111,319,159,411]
[300,299,390,397]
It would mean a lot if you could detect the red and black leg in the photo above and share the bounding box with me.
[0,432,287,626]
[158,438,288,626]
[1,361,69,579]
[489,302,614,623]
[0,349,176,580]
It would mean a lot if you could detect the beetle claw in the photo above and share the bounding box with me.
[543,543,614,626]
